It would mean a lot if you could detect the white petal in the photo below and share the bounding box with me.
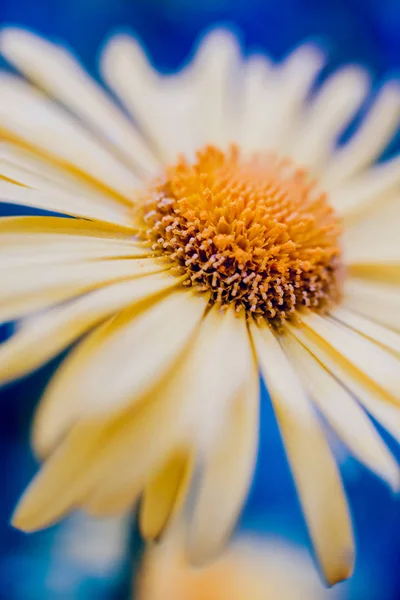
[0,272,180,386]
[251,321,354,585]
[290,67,369,172]
[330,155,400,222]
[16,298,250,530]
[0,257,166,323]
[0,75,144,200]
[0,179,134,227]
[343,278,400,332]
[300,313,400,404]
[102,29,241,159]
[83,306,253,517]
[139,449,193,540]
[343,196,400,263]
[33,290,207,456]
[324,81,400,186]
[282,332,400,490]
[189,361,259,563]
[287,321,400,447]
[332,307,400,356]
[0,28,159,176]
[242,44,325,153]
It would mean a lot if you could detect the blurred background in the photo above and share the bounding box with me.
[1,1,400,598]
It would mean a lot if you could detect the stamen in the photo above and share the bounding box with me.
[137,145,343,326]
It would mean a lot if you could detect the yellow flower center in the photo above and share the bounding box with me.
[139,145,343,325]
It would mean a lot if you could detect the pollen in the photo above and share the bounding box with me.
[139,145,343,325]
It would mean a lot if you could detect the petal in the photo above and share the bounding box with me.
[15,298,250,530]
[189,360,259,564]
[332,307,400,356]
[331,155,400,222]
[300,313,400,405]
[0,256,166,324]
[0,272,180,386]
[0,179,134,228]
[287,321,400,446]
[0,28,159,176]
[251,321,354,585]
[0,215,135,239]
[33,290,207,456]
[0,75,143,200]
[343,196,400,264]
[101,29,241,159]
[343,278,400,332]
[242,44,325,153]
[139,448,194,541]
[324,81,400,186]
[83,305,253,518]
[290,67,369,172]
[282,332,400,490]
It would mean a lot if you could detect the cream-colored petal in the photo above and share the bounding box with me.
[324,81,400,186]
[287,321,400,447]
[0,75,143,201]
[251,321,354,586]
[102,29,240,159]
[189,361,259,564]
[242,44,325,153]
[140,448,194,541]
[0,215,135,239]
[300,313,400,404]
[0,257,166,324]
[83,305,253,518]
[282,332,400,490]
[290,67,369,172]
[1,142,128,203]
[331,155,400,222]
[33,290,207,456]
[0,272,180,386]
[0,28,159,176]
[0,179,134,228]
[15,298,249,530]
[332,307,400,356]
[0,153,141,215]
[343,195,400,263]
[343,278,400,332]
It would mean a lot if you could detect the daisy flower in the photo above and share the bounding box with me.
[0,26,400,586]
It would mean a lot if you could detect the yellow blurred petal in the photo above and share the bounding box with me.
[0,272,180,386]
[0,179,134,228]
[189,360,259,564]
[0,257,166,325]
[83,305,252,519]
[282,332,400,490]
[287,321,400,447]
[332,307,400,357]
[301,313,400,405]
[0,28,159,177]
[140,449,194,540]
[251,321,354,585]
[344,278,400,332]
[0,75,143,201]
[324,81,400,186]
[33,290,207,456]
[0,215,136,238]
[331,155,400,222]
[290,67,369,172]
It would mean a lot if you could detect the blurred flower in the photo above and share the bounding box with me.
[0,26,400,586]
[136,531,342,600]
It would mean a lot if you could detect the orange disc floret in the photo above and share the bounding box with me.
[139,145,343,325]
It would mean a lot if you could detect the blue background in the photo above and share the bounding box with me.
[1,1,400,598]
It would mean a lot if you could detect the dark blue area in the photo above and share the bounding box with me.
[0,0,400,598]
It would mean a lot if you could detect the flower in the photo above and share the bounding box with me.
[136,531,343,600]
[0,26,400,586]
